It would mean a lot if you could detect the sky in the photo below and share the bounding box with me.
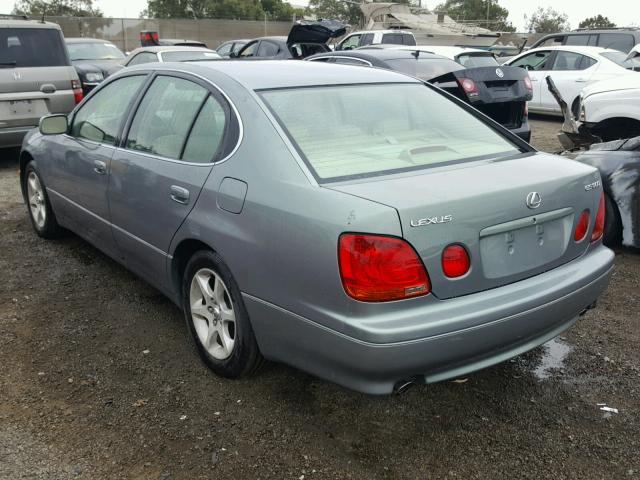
[0,0,637,31]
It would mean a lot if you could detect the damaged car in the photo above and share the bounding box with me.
[307,48,533,142]
[547,76,640,248]
[232,19,346,60]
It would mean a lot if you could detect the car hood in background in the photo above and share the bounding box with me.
[287,19,347,45]
[581,74,640,99]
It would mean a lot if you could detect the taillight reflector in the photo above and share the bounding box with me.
[441,244,470,278]
[71,79,83,104]
[459,78,478,95]
[574,210,590,242]
[591,193,605,242]
[338,233,430,302]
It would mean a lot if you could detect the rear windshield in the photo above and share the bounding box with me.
[385,58,464,80]
[67,42,125,61]
[601,51,640,71]
[260,83,521,181]
[0,28,68,67]
[457,53,499,67]
[161,51,220,62]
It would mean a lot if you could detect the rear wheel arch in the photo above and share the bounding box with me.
[171,239,217,304]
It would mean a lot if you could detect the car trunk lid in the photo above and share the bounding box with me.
[327,153,602,299]
[286,19,347,46]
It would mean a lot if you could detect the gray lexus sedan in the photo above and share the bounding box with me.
[19,61,614,394]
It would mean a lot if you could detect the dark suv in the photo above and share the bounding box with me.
[530,28,640,54]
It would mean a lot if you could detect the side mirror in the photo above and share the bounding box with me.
[39,114,68,135]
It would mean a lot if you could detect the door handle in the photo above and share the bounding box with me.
[93,160,107,175]
[170,185,190,204]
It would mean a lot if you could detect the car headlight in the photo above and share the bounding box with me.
[84,72,104,83]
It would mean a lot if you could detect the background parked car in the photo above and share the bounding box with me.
[307,49,533,141]
[139,30,207,48]
[215,39,249,58]
[0,17,81,148]
[575,73,640,141]
[232,19,346,60]
[505,46,636,116]
[65,38,126,94]
[530,28,640,54]
[334,29,416,51]
[123,46,221,67]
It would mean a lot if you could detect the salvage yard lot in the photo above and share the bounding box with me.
[1,117,639,479]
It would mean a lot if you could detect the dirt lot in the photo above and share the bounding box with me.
[1,117,639,480]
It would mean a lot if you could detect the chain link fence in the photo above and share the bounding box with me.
[50,16,296,52]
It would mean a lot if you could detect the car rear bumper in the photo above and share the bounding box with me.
[0,126,35,148]
[245,245,614,394]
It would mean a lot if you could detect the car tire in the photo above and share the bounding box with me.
[603,194,622,247]
[23,162,62,239]
[182,250,264,378]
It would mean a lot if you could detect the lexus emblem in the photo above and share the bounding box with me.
[526,192,542,209]
[495,68,504,78]
[13,71,21,81]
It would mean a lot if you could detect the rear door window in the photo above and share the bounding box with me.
[565,34,598,46]
[382,33,404,45]
[360,33,374,46]
[71,75,146,145]
[238,41,258,57]
[182,96,228,163]
[598,33,635,52]
[257,41,279,57]
[551,51,590,71]
[125,76,208,160]
[0,28,68,67]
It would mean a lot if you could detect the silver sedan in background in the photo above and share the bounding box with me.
[20,61,613,394]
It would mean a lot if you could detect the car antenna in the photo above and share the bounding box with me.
[411,50,419,58]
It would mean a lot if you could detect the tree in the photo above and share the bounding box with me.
[13,0,102,16]
[435,0,515,32]
[525,6,570,33]
[305,0,362,26]
[146,0,300,20]
[579,15,616,29]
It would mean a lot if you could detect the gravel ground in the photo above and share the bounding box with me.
[1,118,639,480]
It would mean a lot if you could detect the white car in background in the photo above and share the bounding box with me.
[505,46,636,116]
[391,45,500,67]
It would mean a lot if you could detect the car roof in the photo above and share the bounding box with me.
[249,36,287,43]
[521,45,612,55]
[219,39,250,44]
[393,45,489,56]
[128,46,215,54]
[65,37,116,44]
[157,60,421,90]
[346,29,413,35]
[0,19,61,29]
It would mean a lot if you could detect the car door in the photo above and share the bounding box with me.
[45,74,148,257]
[539,51,597,112]
[507,50,552,110]
[108,73,230,291]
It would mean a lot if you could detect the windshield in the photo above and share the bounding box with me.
[67,42,125,61]
[161,50,220,62]
[260,83,521,181]
[601,51,640,71]
[457,53,499,67]
[385,58,464,81]
[0,28,68,67]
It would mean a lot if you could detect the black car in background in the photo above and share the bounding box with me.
[215,39,249,58]
[65,38,125,94]
[307,49,533,142]
[232,19,346,60]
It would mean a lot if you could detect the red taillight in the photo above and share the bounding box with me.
[71,79,83,104]
[140,31,159,42]
[441,244,470,278]
[574,209,590,242]
[459,78,478,95]
[524,75,533,91]
[338,233,430,302]
[591,193,605,242]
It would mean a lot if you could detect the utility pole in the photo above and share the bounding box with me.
[486,0,491,28]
